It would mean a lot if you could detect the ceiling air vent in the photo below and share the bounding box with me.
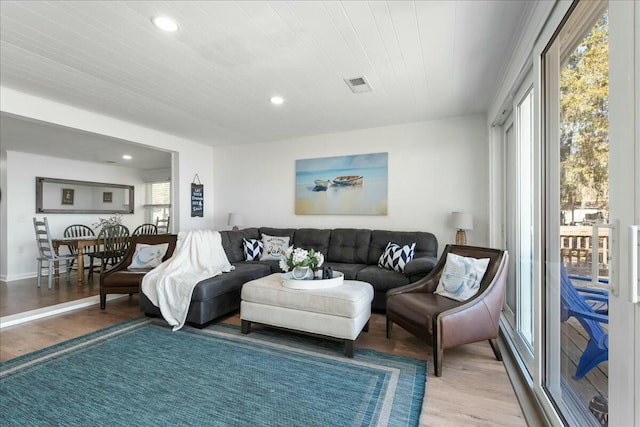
[344,76,373,93]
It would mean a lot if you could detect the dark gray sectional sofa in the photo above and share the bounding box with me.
[140,227,438,328]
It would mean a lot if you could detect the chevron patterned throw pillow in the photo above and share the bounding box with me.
[243,238,264,261]
[378,241,416,273]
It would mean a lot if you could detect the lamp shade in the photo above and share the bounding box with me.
[227,213,242,227]
[450,212,473,230]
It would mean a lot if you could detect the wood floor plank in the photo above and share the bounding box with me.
[0,278,526,426]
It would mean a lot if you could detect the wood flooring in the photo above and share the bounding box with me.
[0,279,526,426]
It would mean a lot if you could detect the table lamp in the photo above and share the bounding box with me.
[450,212,473,245]
[227,213,242,231]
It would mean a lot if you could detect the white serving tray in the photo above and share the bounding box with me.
[281,271,344,289]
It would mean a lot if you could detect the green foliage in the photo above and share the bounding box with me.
[560,12,609,214]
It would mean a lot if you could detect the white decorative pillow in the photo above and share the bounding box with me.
[243,238,263,261]
[128,243,169,270]
[259,234,290,261]
[378,241,416,273]
[434,253,490,301]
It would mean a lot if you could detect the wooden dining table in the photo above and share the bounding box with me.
[52,236,100,285]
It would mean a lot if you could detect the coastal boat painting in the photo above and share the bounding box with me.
[295,152,388,215]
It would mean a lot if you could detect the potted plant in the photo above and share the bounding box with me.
[279,247,324,280]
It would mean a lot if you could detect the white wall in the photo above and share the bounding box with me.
[1,87,217,281]
[0,87,215,234]
[213,115,489,252]
[4,151,146,280]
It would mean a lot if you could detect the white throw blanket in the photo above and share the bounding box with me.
[141,230,234,331]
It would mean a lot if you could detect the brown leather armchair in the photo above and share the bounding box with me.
[386,245,508,376]
[100,234,177,309]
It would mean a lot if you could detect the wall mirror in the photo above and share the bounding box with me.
[36,177,134,214]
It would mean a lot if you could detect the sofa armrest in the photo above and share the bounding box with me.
[403,256,437,277]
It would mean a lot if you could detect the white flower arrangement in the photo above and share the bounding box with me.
[279,246,325,272]
[92,213,123,231]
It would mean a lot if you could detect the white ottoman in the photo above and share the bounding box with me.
[240,273,374,357]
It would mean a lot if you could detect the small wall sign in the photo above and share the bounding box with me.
[191,174,203,218]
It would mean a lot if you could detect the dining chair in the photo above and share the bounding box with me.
[132,223,158,236]
[33,217,77,289]
[156,216,170,234]
[91,225,130,278]
[63,224,98,275]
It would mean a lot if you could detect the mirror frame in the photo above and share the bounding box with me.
[36,177,135,214]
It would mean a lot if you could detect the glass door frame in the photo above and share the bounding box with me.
[539,0,638,425]
[489,0,639,425]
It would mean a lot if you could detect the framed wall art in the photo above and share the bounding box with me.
[61,188,74,205]
[295,152,388,215]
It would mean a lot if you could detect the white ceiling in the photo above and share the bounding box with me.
[1,113,172,170]
[0,0,532,150]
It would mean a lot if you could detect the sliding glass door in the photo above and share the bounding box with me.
[502,78,535,374]
[542,1,639,425]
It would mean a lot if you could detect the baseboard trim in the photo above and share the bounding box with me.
[0,294,125,329]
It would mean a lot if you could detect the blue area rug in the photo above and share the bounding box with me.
[1,318,426,426]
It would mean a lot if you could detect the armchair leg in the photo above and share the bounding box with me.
[386,318,393,339]
[433,321,443,377]
[489,339,503,361]
[434,347,443,377]
[100,293,106,310]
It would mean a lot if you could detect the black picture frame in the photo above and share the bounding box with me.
[61,188,74,205]
[103,191,113,203]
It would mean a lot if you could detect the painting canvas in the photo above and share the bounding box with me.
[295,152,388,215]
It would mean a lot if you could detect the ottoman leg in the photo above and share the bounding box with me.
[345,340,354,358]
[241,320,251,334]
[363,320,370,333]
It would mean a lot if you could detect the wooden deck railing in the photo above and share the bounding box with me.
[560,226,609,276]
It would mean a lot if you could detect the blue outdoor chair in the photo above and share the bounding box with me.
[566,273,609,315]
[560,264,608,379]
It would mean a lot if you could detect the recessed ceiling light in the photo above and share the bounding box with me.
[152,16,179,32]
[122,154,132,160]
[270,96,284,105]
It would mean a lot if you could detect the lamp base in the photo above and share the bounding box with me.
[455,229,467,245]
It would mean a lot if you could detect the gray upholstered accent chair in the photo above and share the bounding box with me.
[386,245,509,376]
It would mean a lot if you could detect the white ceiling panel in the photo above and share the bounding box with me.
[0,0,533,151]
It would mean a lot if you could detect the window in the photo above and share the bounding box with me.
[145,181,171,224]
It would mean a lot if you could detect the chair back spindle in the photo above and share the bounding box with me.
[156,216,170,234]
[132,223,158,236]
